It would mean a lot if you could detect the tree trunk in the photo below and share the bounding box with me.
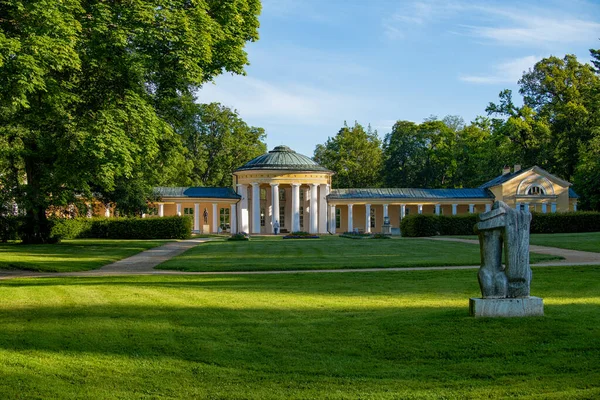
[21,154,55,244]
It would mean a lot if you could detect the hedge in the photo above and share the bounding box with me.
[51,216,192,240]
[400,212,600,237]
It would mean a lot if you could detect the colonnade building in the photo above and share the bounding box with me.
[142,145,579,234]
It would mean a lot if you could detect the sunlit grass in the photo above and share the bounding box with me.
[447,232,600,253]
[0,239,171,272]
[158,235,560,272]
[0,266,599,398]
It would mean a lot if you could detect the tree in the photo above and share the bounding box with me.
[179,102,266,187]
[314,122,383,188]
[0,0,261,242]
[382,121,425,187]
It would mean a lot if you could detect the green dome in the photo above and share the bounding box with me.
[235,145,331,172]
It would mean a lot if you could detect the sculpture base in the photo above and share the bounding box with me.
[469,297,544,318]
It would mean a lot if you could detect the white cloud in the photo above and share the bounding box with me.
[197,75,360,126]
[460,55,540,84]
[383,0,600,46]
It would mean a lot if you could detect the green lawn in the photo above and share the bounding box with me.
[158,236,560,272]
[448,232,600,253]
[0,267,598,398]
[0,239,171,272]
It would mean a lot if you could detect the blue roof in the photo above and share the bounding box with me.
[328,188,494,200]
[569,188,579,199]
[154,187,240,199]
[479,169,528,189]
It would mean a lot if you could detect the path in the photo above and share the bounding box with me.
[1,237,599,280]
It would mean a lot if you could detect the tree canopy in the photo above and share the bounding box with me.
[313,122,383,188]
[0,0,261,242]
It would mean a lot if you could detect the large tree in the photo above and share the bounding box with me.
[314,122,383,188]
[178,102,266,187]
[0,0,261,242]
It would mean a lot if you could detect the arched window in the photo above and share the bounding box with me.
[527,185,545,196]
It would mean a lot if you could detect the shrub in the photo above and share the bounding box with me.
[52,216,192,240]
[283,231,319,239]
[0,215,22,242]
[400,211,600,237]
[228,232,249,241]
[371,233,391,239]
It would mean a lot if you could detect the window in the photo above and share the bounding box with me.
[184,207,194,216]
[260,188,266,200]
[335,208,341,229]
[299,207,304,228]
[299,188,304,202]
[279,189,286,201]
[219,208,230,229]
[370,207,376,228]
[405,208,410,216]
[279,205,285,227]
[260,207,266,227]
[527,185,545,195]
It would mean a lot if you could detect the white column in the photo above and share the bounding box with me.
[574,203,577,212]
[212,203,218,233]
[551,202,557,213]
[158,203,164,217]
[237,184,249,233]
[524,203,530,212]
[318,184,329,234]
[418,204,423,214]
[330,205,336,234]
[271,183,280,234]
[310,183,318,234]
[291,183,300,232]
[105,205,111,218]
[365,204,371,233]
[434,204,441,215]
[348,204,354,233]
[542,203,547,213]
[469,204,475,213]
[452,204,457,215]
[194,203,200,232]
[251,183,260,234]
[230,204,237,234]
[485,204,492,212]
[176,203,182,216]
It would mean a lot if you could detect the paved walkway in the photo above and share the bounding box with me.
[1,237,599,280]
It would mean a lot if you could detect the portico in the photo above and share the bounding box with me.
[232,146,334,234]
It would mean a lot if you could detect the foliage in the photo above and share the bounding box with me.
[400,214,479,237]
[530,212,600,234]
[313,122,383,188]
[175,102,267,187]
[401,212,600,237]
[51,217,192,240]
[228,232,249,241]
[0,0,261,242]
[283,231,319,239]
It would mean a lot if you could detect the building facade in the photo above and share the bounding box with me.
[131,146,579,234]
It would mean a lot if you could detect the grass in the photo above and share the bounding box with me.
[0,239,171,272]
[447,232,600,253]
[0,267,599,398]
[158,236,560,272]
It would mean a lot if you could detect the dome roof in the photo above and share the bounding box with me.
[235,145,332,173]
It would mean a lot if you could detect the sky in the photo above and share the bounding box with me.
[196,0,600,157]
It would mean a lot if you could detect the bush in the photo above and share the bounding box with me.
[283,231,319,239]
[51,216,192,240]
[400,211,600,237]
[0,215,22,242]
[228,232,249,241]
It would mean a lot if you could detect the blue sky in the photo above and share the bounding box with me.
[197,0,600,157]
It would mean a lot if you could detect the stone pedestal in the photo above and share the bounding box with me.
[469,297,544,318]
[381,224,391,235]
[201,224,210,234]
